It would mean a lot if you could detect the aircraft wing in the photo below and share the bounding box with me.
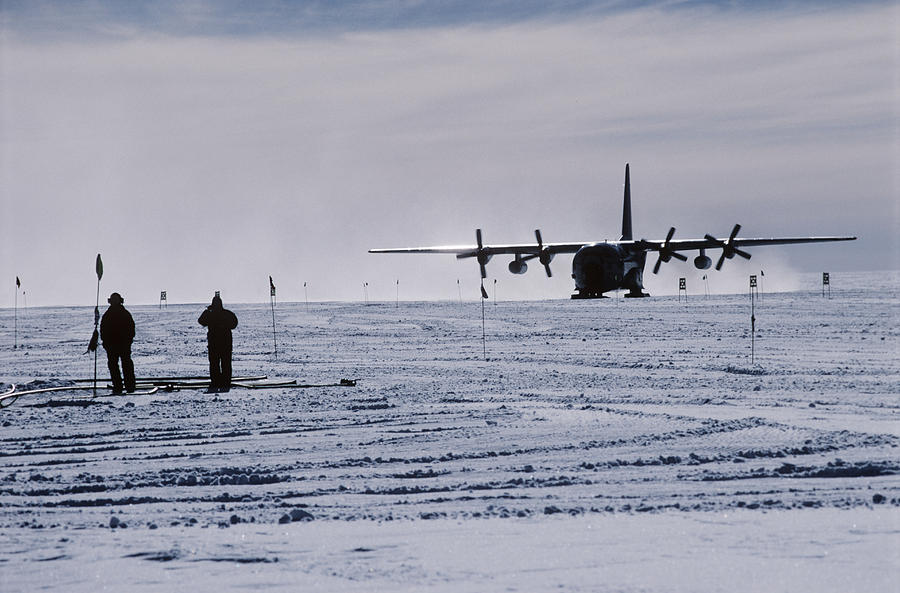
[635,235,857,252]
[631,227,856,273]
[370,236,857,257]
[369,242,590,257]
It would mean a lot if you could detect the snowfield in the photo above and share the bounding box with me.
[1,272,897,592]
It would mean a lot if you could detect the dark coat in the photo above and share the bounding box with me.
[198,304,238,350]
[100,304,135,351]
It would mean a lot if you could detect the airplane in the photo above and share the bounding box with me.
[369,164,856,299]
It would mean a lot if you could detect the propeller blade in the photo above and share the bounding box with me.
[476,228,483,249]
[715,251,727,271]
[672,252,688,262]
[479,263,487,279]
[664,227,676,244]
[728,224,750,260]
[534,229,543,249]
[653,257,663,274]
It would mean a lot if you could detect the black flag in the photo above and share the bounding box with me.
[16,276,20,288]
[86,329,99,354]
[480,284,489,299]
[269,276,276,297]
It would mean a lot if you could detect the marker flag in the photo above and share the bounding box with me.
[480,284,489,299]
[86,329,99,354]
[16,276,20,288]
[269,276,276,297]
[96,254,103,281]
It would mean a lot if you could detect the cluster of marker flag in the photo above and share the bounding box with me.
[86,255,103,355]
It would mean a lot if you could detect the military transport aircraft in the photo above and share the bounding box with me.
[369,165,856,298]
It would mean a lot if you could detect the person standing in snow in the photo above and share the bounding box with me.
[198,294,238,392]
[100,292,136,394]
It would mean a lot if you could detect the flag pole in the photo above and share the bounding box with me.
[750,276,756,365]
[269,276,277,359]
[304,282,308,313]
[480,281,488,360]
[93,254,103,396]
[14,277,19,350]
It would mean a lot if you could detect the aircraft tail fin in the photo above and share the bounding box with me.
[620,163,633,241]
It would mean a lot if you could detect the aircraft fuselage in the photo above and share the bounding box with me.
[571,243,648,298]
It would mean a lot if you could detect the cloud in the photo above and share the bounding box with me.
[1,2,895,305]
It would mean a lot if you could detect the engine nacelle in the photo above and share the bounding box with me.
[508,259,528,275]
[694,254,712,270]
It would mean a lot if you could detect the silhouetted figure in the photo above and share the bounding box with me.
[198,295,238,392]
[100,292,136,394]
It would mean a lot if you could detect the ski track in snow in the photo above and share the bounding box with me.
[0,272,898,591]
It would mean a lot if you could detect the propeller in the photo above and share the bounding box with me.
[705,224,752,271]
[535,229,553,277]
[476,229,490,278]
[456,229,491,278]
[652,226,688,274]
[521,229,554,277]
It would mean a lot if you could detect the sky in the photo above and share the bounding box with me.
[1,0,897,306]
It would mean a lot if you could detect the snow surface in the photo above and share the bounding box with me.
[1,271,897,592]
